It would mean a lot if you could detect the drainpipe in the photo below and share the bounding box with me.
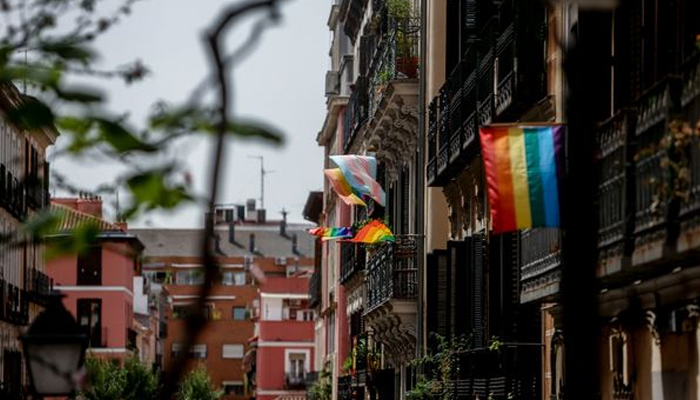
[415,0,427,360]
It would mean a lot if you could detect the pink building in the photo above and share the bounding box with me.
[253,275,315,400]
[46,195,144,360]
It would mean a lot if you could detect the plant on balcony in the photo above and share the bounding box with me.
[387,0,412,20]
[307,368,332,400]
[177,365,223,400]
[409,333,471,400]
[387,0,418,78]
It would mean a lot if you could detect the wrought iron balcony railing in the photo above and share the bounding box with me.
[340,242,366,284]
[520,228,562,303]
[338,375,353,400]
[284,372,307,390]
[427,97,438,185]
[26,268,53,306]
[597,110,636,249]
[365,235,418,311]
[494,0,547,119]
[343,76,369,153]
[681,55,700,216]
[309,270,322,308]
[633,77,682,234]
[0,164,26,220]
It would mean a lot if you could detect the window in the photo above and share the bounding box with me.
[288,352,306,378]
[302,310,315,321]
[222,344,244,359]
[173,304,213,320]
[191,344,207,359]
[233,307,247,321]
[77,298,102,347]
[171,343,182,358]
[175,270,204,285]
[233,271,246,286]
[223,382,245,396]
[77,246,102,285]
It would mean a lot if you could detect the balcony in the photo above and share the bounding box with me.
[340,242,366,285]
[363,235,417,364]
[362,17,420,178]
[519,228,562,304]
[631,77,682,266]
[447,345,541,400]
[309,270,321,308]
[25,267,53,305]
[284,373,307,390]
[678,54,700,253]
[338,375,353,400]
[343,76,369,153]
[0,281,29,326]
[24,178,48,210]
[494,0,546,120]
[597,110,636,278]
[0,164,26,220]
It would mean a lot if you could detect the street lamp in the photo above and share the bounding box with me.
[20,292,88,397]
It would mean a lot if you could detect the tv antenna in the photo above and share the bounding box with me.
[248,156,274,209]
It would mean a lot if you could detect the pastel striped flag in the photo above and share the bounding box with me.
[324,168,367,207]
[351,220,395,243]
[330,155,386,206]
[308,227,354,241]
[479,125,564,234]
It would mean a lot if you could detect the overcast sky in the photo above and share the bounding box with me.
[52,0,329,228]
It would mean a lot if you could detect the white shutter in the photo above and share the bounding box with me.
[222,344,244,359]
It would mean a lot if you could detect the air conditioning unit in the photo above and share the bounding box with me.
[325,71,340,96]
[276,257,287,266]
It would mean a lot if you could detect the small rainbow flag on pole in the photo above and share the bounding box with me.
[479,125,564,234]
[308,227,354,241]
[351,220,395,243]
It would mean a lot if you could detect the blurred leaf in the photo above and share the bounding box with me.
[95,118,158,153]
[0,64,62,88]
[126,169,192,217]
[56,87,103,103]
[57,115,94,135]
[4,97,55,130]
[225,119,283,145]
[39,40,95,64]
[20,208,64,240]
[45,220,101,260]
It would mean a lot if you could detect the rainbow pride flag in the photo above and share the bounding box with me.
[351,220,395,243]
[479,125,564,234]
[324,168,367,207]
[308,227,354,241]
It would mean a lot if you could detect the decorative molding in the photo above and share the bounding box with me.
[645,310,660,345]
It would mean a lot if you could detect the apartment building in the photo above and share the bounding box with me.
[0,82,57,399]
[47,195,145,361]
[133,201,314,400]
[251,275,315,400]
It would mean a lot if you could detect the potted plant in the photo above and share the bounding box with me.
[387,0,418,78]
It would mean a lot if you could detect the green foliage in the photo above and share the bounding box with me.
[177,365,223,400]
[80,355,159,400]
[307,368,332,400]
[410,333,471,400]
[387,0,412,19]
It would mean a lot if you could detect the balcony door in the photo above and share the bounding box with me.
[77,246,102,285]
[77,298,102,347]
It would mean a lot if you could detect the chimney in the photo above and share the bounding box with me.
[256,209,267,224]
[292,234,298,255]
[280,209,288,237]
[249,233,256,253]
[228,222,236,244]
[246,199,256,221]
[66,192,103,218]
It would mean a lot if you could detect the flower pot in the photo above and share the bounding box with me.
[396,56,419,78]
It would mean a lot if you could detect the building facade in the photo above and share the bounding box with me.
[315,1,700,400]
[47,196,145,361]
[252,275,315,400]
[133,201,314,400]
[0,83,57,400]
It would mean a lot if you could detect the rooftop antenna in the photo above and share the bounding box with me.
[248,156,274,210]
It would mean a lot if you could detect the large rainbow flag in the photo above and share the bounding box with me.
[324,168,367,207]
[330,155,385,206]
[351,220,395,243]
[479,125,564,234]
[308,227,353,241]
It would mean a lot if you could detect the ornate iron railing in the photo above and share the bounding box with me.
[598,110,636,248]
[309,270,322,308]
[340,242,366,284]
[520,228,562,303]
[343,76,369,153]
[365,235,417,311]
